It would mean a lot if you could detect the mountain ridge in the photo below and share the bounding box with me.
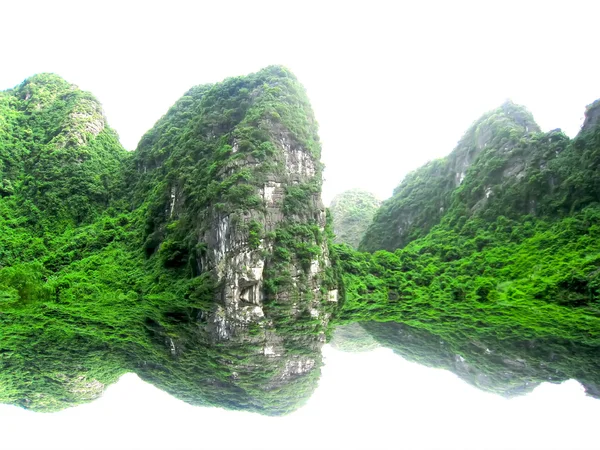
[1,67,599,413]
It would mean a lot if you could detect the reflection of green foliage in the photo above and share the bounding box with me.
[361,321,600,398]
[334,103,600,397]
[0,67,329,415]
[335,207,600,394]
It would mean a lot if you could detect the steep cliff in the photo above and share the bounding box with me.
[0,67,338,415]
[129,66,338,413]
[360,101,540,252]
[336,98,600,398]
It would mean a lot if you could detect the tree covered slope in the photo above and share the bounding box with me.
[336,100,600,397]
[1,67,599,413]
[0,74,128,230]
[0,67,336,415]
[360,102,540,252]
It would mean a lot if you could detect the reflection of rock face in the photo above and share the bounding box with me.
[196,116,331,396]
[131,66,337,414]
[361,321,600,399]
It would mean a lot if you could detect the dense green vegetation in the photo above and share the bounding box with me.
[0,67,334,415]
[333,101,600,396]
[1,67,600,414]
[360,102,540,253]
[329,189,380,248]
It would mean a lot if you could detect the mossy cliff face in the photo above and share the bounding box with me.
[335,99,600,399]
[134,66,334,324]
[360,102,540,252]
[130,66,338,411]
[0,67,337,415]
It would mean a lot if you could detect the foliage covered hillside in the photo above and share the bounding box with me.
[0,67,336,415]
[1,67,600,413]
[0,74,128,230]
[335,100,600,396]
[360,102,540,252]
[0,75,132,411]
[329,189,380,248]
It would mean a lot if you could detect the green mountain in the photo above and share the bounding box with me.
[329,189,380,248]
[1,67,599,413]
[360,101,541,252]
[0,74,128,230]
[337,100,600,397]
[0,66,337,414]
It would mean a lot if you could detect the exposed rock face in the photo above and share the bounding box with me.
[203,130,330,347]
[360,101,540,252]
[62,98,106,146]
[132,66,338,412]
[582,99,600,133]
[200,124,332,391]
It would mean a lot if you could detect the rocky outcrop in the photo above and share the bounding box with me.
[203,130,330,346]
[360,101,540,252]
[60,97,106,147]
[132,66,338,412]
[582,99,600,133]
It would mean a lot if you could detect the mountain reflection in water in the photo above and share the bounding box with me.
[351,321,600,399]
[1,333,598,450]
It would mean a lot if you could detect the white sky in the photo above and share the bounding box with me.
[2,0,600,203]
[2,2,600,447]
[1,346,598,450]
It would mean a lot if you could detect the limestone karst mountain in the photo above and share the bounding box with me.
[1,67,599,413]
[0,66,337,414]
[337,100,600,398]
[360,101,541,253]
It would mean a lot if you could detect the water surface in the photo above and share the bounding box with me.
[1,334,598,450]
